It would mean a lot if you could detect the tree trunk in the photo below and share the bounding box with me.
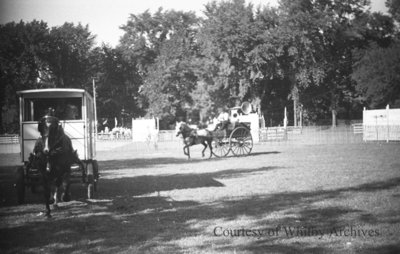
[293,99,297,127]
[299,104,303,127]
[292,86,299,127]
[331,91,337,128]
[289,73,298,127]
[331,109,337,128]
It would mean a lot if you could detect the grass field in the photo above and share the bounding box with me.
[0,142,399,253]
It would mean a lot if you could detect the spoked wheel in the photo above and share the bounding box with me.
[211,137,230,158]
[229,126,253,156]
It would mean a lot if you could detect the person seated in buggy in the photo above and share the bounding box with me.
[214,106,230,132]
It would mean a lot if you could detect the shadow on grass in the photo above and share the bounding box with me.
[246,151,281,157]
[97,166,280,198]
[1,165,399,253]
[98,151,280,171]
[356,244,400,254]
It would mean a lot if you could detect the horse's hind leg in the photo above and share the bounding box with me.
[61,171,71,202]
[201,141,207,157]
[208,139,213,158]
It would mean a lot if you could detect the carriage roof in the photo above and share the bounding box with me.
[17,88,92,99]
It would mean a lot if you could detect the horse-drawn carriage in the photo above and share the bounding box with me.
[15,88,99,207]
[211,102,254,157]
[176,102,255,158]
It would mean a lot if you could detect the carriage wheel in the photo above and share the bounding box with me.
[16,166,25,204]
[229,126,253,156]
[86,161,98,199]
[211,137,230,157]
[92,160,99,192]
[87,175,95,199]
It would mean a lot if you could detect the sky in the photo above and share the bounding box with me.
[0,0,389,47]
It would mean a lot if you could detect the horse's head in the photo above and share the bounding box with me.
[38,116,60,138]
[175,121,184,137]
[176,121,191,137]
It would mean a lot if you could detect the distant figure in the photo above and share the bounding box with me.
[215,107,229,131]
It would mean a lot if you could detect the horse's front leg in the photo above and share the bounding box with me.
[184,145,191,159]
[43,179,52,218]
[53,185,59,208]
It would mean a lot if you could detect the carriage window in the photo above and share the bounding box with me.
[23,98,82,121]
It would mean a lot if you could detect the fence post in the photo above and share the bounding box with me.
[386,104,390,142]
[284,107,288,140]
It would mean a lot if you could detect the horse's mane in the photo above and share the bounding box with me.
[48,123,66,150]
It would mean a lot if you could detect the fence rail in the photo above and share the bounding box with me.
[2,125,400,146]
[0,135,19,144]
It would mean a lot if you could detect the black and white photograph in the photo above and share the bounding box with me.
[0,0,399,253]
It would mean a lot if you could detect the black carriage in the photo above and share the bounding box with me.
[211,103,254,157]
[15,89,99,203]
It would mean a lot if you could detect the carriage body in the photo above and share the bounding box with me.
[17,89,96,163]
[211,103,256,157]
[15,88,98,202]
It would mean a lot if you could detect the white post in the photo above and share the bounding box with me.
[386,104,390,142]
[299,104,303,128]
[284,107,287,129]
[284,107,288,140]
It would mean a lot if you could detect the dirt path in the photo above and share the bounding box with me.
[1,143,399,253]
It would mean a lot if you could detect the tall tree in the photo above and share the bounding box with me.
[352,0,400,108]
[120,9,200,126]
[92,45,144,124]
[251,0,372,126]
[0,20,51,132]
[46,22,95,89]
[352,43,400,108]
[196,0,257,113]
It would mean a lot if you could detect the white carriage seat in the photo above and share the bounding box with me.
[206,123,217,131]
[197,129,209,137]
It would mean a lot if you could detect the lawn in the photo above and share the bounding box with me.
[0,142,399,253]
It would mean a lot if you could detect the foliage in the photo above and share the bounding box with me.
[120,9,200,125]
[352,42,400,107]
[0,21,50,102]
[387,0,400,23]
[351,0,400,109]
[91,45,143,123]
[196,0,257,111]
[45,23,95,89]
[2,0,400,132]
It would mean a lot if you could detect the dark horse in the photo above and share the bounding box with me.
[31,115,83,217]
[175,122,213,159]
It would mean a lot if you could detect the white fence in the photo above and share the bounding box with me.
[363,106,400,141]
[131,117,159,142]
[3,123,400,155]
